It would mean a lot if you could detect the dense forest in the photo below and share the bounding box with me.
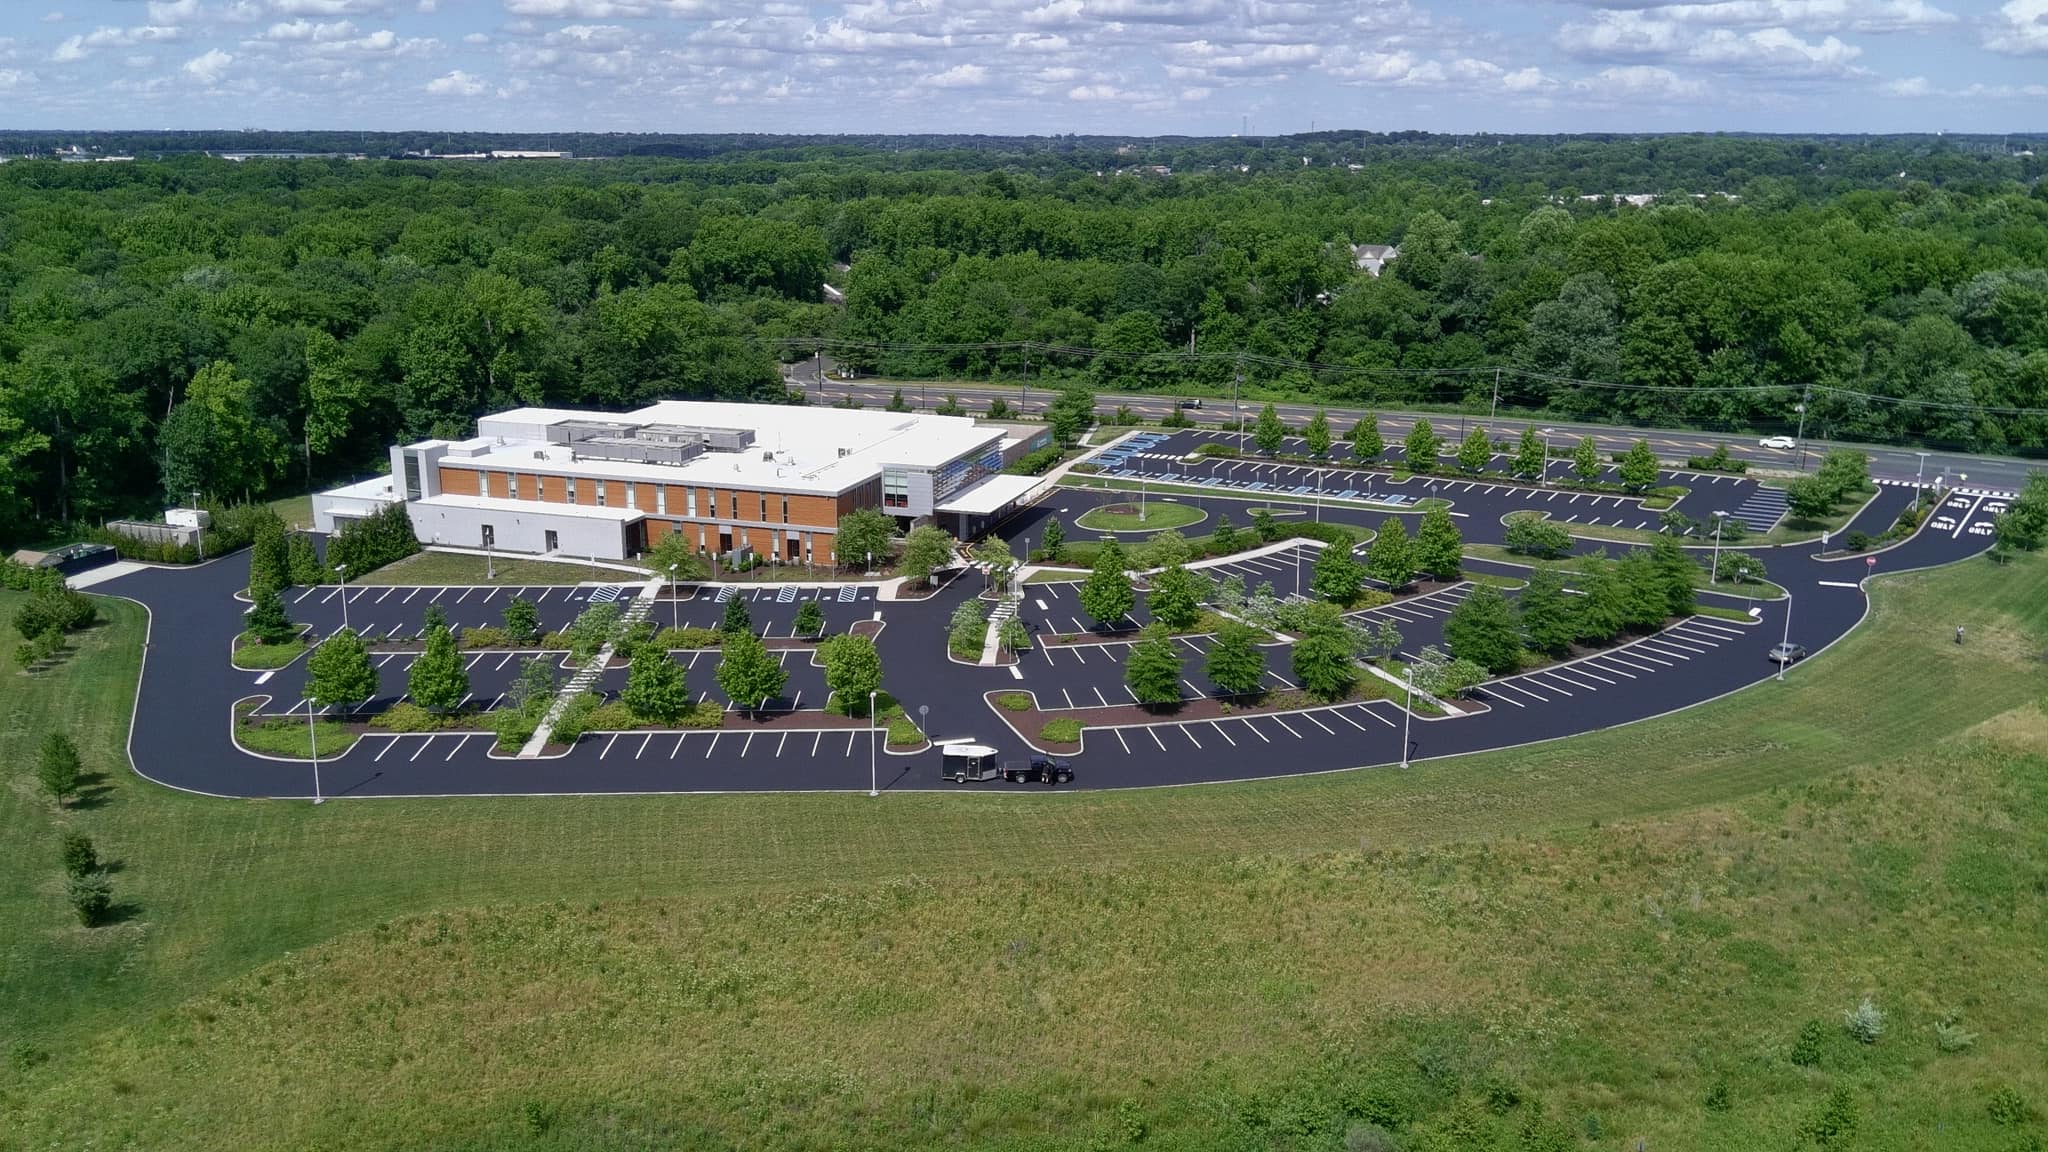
[0,132,2044,545]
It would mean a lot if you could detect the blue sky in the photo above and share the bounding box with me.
[0,1,2041,134]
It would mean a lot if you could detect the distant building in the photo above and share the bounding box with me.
[489,150,572,159]
[314,401,1045,563]
[1350,243,1399,277]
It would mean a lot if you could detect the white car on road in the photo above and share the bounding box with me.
[1758,435,1797,450]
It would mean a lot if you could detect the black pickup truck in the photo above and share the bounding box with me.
[1000,757,1075,785]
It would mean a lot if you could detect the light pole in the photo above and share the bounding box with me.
[1400,665,1413,770]
[1710,512,1728,583]
[334,563,350,632]
[485,538,494,580]
[1777,595,1793,682]
[1138,473,1147,523]
[1914,450,1931,508]
[1234,369,1245,450]
[867,689,879,797]
[1793,390,1811,471]
[918,703,928,743]
[307,696,324,804]
[668,563,679,632]
[1314,468,1323,523]
[1540,428,1555,486]
[192,490,204,562]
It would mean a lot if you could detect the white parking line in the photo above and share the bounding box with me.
[376,588,395,603]
[1527,675,1576,697]
[537,588,552,602]
[599,733,619,759]
[1303,712,1335,734]
[1355,704,1396,727]
[1209,720,1236,745]
[1581,659,1637,679]
[671,735,687,759]
[708,732,724,759]
[1493,680,1550,702]
[1241,717,1269,742]
[1604,650,1668,671]
[1114,728,1131,753]
[636,733,652,760]
[1094,687,1110,706]
[375,736,401,761]
[411,738,434,762]
[1476,687,1524,707]
[1271,716,1302,739]
[445,734,472,761]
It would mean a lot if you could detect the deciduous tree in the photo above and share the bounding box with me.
[1414,506,1464,580]
[1203,621,1266,697]
[1079,538,1135,629]
[306,628,377,713]
[1124,624,1184,708]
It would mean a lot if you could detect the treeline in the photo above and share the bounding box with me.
[0,135,2044,545]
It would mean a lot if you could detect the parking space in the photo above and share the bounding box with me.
[1927,492,1996,540]
[1468,616,1759,711]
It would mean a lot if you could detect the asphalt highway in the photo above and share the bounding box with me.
[99,437,1999,799]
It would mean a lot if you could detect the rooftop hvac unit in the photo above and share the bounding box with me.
[838,447,851,458]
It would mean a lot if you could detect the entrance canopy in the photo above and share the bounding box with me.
[935,473,1040,516]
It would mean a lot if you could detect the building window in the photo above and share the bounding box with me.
[759,495,767,522]
[729,491,739,520]
[781,496,789,524]
[657,486,667,515]
[882,469,909,509]
[566,477,578,503]
[402,454,422,501]
[596,481,608,508]
[686,488,697,517]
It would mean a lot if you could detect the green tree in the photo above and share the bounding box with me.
[715,629,787,715]
[647,531,710,582]
[1250,508,1281,543]
[245,584,297,646]
[38,732,81,806]
[821,632,884,715]
[1204,621,1267,698]
[408,623,469,713]
[502,597,541,644]
[508,656,559,715]
[1364,518,1415,589]
[899,524,956,588]
[59,831,98,877]
[1371,617,1404,662]
[286,533,325,587]
[248,509,290,593]
[1349,415,1384,463]
[1457,426,1493,474]
[720,594,754,636]
[1512,427,1548,480]
[622,645,691,724]
[306,628,378,713]
[68,871,112,927]
[1210,512,1240,554]
[1310,540,1364,604]
[1124,624,1184,708]
[1144,528,1192,570]
[422,603,449,636]
[1414,506,1464,580]
[1517,569,1577,656]
[1784,476,1837,520]
[1046,385,1097,444]
[1291,620,1358,701]
[1572,436,1602,485]
[1039,515,1065,562]
[1443,585,1522,675]
[1572,553,1629,643]
[1614,551,1671,630]
[1304,408,1332,459]
[1147,563,1205,630]
[794,600,825,638]
[1504,516,1573,558]
[1816,449,1869,499]
[1079,538,1136,629]
[886,387,910,413]
[835,507,896,572]
[1618,440,1660,491]
[1994,473,2048,552]
[1253,403,1286,456]
[1403,419,1441,473]
[1647,535,1701,616]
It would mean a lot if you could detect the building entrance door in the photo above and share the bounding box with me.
[544,529,559,552]
[481,524,495,548]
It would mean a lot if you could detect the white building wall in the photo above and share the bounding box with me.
[312,493,393,533]
[405,501,632,559]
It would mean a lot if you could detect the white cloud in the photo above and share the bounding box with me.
[1066,82,1126,100]
[262,19,358,41]
[147,0,202,23]
[919,62,988,86]
[1984,0,2048,53]
[271,0,392,13]
[40,11,64,22]
[425,68,488,94]
[1572,63,1709,100]
[181,47,232,83]
[1690,26,1863,71]
[504,0,652,15]
[0,68,32,88]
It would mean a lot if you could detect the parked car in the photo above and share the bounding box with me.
[1178,398,1202,410]
[1758,435,1797,450]
[1001,757,1074,785]
[1767,642,1808,665]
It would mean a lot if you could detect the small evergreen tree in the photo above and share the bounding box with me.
[38,732,81,806]
[1414,506,1464,581]
[67,871,112,927]
[1079,539,1136,629]
[720,593,754,635]
[245,584,297,646]
[1039,516,1065,562]
[59,831,98,877]
[306,628,378,713]
[1303,408,1332,459]
[286,532,326,586]
[248,509,291,593]
[1209,513,1239,554]
[1253,403,1287,456]
[1124,624,1184,708]
[1349,415,1384,463]
[1457,426,1492,474]
[1364,519,1415,589]
[1403,419,1441,473]
[1204,621,1267,697]
[421,603,449,636]
[1443,585,1522,674]
[408,623,469,713]
[1250,508,1281,543]
[886,387,910,412]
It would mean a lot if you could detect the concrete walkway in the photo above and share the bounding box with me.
[519,577,662,757]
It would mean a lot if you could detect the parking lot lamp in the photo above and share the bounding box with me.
[1401,665,1413,770]
[193,491,204,562]
[307,697,324,805]
[1540,429,1555,486]
[1778,595,1793,683]
[668,563,679,631]
[334,563,349,632]
[1710,512,1728,583]
[868,690,879,798]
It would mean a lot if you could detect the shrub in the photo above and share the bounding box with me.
[59,831,99,877]
[1503,516,1573,559]
[586,700,638,731]
[1004,444,1063,476]
[1988,1085,2032,1126]
[996,693,1033,711]
[1933,1016,1977,1054]
[1841,531,1871,552]
[1039,718,1082,744]
[1790,1019,1826,1066]
[371,702,445,732]
[1703,1078,1732,1113]
[324,501,419,578]
[549,693,600,743]
[68,871,112,926]
[458,625,511,649]
[1194,441,1241,458]
[1802,1087,1858,1147]
[1844,997,1885,1044]
[654,626,722,649]
[493,708,538,751]
[39,732,83,805]
[1343,1123,1399,1152]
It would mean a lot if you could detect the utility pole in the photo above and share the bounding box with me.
[1794,384,1812,471]
[1489,367,1501,421]
[1021,345,1029,414]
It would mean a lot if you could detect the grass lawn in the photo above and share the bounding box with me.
[347,551,651,586]
[261,491,315,531]
[6,555,2048,1148]
[1074,499,1207,533]
[229,634,307,670]
[233,713,360,759]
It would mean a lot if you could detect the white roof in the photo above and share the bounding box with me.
[413,493,646,522]
[935,473,1041,516]
[446,400,1004,497]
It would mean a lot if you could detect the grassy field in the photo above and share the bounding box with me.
[1074,500,1207,532]
[3,555,2047,1147]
